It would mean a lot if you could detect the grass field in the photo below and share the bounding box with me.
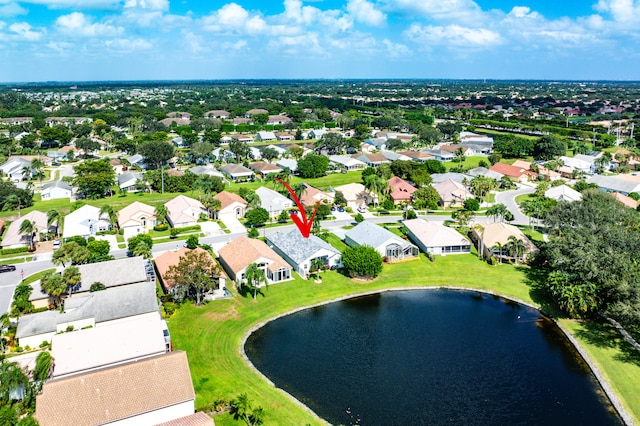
[168,254,640,425]
[444,156,489,171]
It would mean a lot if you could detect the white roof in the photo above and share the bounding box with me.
[62,205,106,239]
[256,186,293,213]
[165,195,207,226]
[544,185,582,202]
[403,219,471,248]
[329,155,366,168]
[117,201,156,228]
[51,314,166,378]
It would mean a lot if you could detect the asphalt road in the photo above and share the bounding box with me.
[494,185,536,226]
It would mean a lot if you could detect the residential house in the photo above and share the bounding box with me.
[424,149,455,162]
[308,129,327,140]
[344,221,418,261]
[117,171,142,192]
[34,351,195,426]
[559,155,596,175]
[256,186,293,218]
[467,167,504,180]
[353,152,390,167]
[50,314,167,378]
[267,229,341,277]
[458,142,492,155]
[19,279,157,348]
[587,175,640,196]
[245,108,269,118]
[186,165,225,179]
[219,164,254,182]
[300,183,334,207]
[544,185,582,203]
[219,236,293,285]
[30,256,149,309]
[472,222,537,262]
[334,183,376,210]
[387,176,417,204]
[1,210,49,249]
[165,195,208,228]
[117,201,157,238]
[127,154,146,169]
[433,179,473,207]
[40,180,72,201]
[512,160,560,181]
[276,132,294,141]
[171,136,186,148]
[459,131,494,151]
[249,146,262,160]
[45,117,92,127]
[430,172,472,185]
[231,117,252,126]
[268,115,292,125]
[213,191,248,220]
[489,162,533,183]
[237,134,254,143]
[249,162,282,176]
[204,110,230,119]
[256,131,277,142]
[329,155,366,171]
[398,150,434,163]
[403,218,471,255]
[211,148,236,163]
[439,144,475,157]
[276,158,298,174]
[364,137,387,150]
[611,192,639,209]
[265,144,288,157]
[0,156,33,181]
[155,247,227,296]
[63,205,111,240]
[380,150,412,162]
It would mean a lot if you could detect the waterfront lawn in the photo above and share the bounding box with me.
[169,254,535,425]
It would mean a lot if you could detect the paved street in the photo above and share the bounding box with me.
[494,185,536,226]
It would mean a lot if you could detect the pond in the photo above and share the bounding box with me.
[245,289,622,425]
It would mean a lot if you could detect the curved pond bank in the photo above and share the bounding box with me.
[241,287,631,425]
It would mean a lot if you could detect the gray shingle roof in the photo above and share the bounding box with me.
[345,221,415,251]
[430,172,472,185]
[117,172,141,186]
[17,281,159,339]
[267,229,339,264]
[42,180,72,191]
[587,175,640,195]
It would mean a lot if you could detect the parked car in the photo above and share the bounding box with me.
[52,240,61,250]
[338,206,345,212]
[0,264,17,273]
[357,205,367,213]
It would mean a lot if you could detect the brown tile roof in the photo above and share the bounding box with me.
[214,191,248,210]
[35,351,195,426]
[155,247,214,288]
[109,158,121,165]
[362,153,387,163]
[399,150,433,160]
[155,412,214,426]
[218,236,290,275]
[300,184,334,207]
[490,162,533,179]
[387,176,417,202]
[166,168,185,177]
[249,162,282,173]
[611,192,638,209]
[439,145,468,154]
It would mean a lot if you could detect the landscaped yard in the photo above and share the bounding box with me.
[167,254,640,425]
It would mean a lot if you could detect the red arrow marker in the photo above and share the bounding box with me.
[276,178,320,238]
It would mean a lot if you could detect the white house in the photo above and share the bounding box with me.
[165,195,208,228]
[256,186,293,218]
[256,131,277,142]
[403,218,471,255]
[344,221,419,261]
[334,183,377,210]
[63,205,111,240]
[308,129,327,139]
[117,171,142,192]
[267,229,341,277]
[544,185,583,203]
[329,155,366,171]
[40,180,72,200]
[213,191,248,221]
[0,156,32,182]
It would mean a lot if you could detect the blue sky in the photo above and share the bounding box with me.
[1,0,640,82]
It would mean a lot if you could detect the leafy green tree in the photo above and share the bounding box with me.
[463,198,480,211]
[90,282,106,292]
[244,208,269,227]
[412,186,439,210]
[533,135,566,160]
[40,270,66,307]
[297,153,329,178]
[75,137,100,157]
[247,227,259,238]
[87,240,112,263]
[354,213,364,223]
[229,138,251,161]
[276,210,289,223]
[139,140,174,170]
[190,142,214,162]
[342,246,383,279]
[314,133,345,155]
[185,235,199,249]
[436,121,462,138]
[259,147,279,162]
[451,208,474,231]
[166,249,222,305]
[73,159,116,199]
[127,234,153,254]
[354,124,371,141]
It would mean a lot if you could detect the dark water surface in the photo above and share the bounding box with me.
[245,289,622,425]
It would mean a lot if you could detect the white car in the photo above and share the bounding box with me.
[52,240,61,250]
[357,205,367,213]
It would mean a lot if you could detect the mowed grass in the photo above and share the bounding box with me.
[170,254,537,425]
[444,156,490,171]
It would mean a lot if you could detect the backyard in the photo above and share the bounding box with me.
[168,254,640,425]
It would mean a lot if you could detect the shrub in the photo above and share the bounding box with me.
[185,235,199,249]
[342,246,383,279]
[66,325,74,332]
[354,213,364,223]
[426,252,435,262]
[247,227,259,238]
[345,206,353,213]
[381,199,395,211]
[0,246,29,255]
[154,223,169,232]
[39,341,49,348]
[90,282,106,292]
[463,198,480,211]
[16,346,23,353]
[488,256,498,266]
[163,302,176,317]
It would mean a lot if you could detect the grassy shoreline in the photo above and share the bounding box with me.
[169,254,640,426]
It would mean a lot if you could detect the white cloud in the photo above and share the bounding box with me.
[55,12,123,36]
[508,6,540,19]
[384,0,483,23]
[347,0,386,27]
[9,21,42,40]
[0,2,27,17]
[123,0,169,11]
[15,0,120,9]
[383,38,411,57]
[405,23,500,47]
[595,0,640,24]
[45,40,74,53]
[104,37,153,50]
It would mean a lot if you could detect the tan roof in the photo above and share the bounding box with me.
[218,236,290,275]
[300,184,334,207]
[249,162,282,173]
[475,222,537,253]
[1,210,49,248]
[165,195,207,226]
[155,412,214,426]
[214,191,248,210]
[439,144,468,154]
[166,169,185,177]
[155,247,214,288]
[399,150,433,160]
[117,201,156,228]
[35,351,195,426]
[611,192,638,209]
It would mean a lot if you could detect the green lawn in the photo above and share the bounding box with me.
[515,193,535,204]
[444,156,489,171]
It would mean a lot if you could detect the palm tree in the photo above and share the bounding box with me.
[245,262,267,300]
[364,174,387,206]
[473,224,485,260]
[485,203,508,222]
[155,204,168,225]
[19,219,36,251]
[62,265,81,297]
[492,242,503,264]
[131,241,152,259]
[310,257,325,281]
[201,195,222,219]
[47,209,62,238]
[293,183,306,200]
[506,236,527,264]
[40,270,66,307]
[3,194,22,216]
[99,205,118,231]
